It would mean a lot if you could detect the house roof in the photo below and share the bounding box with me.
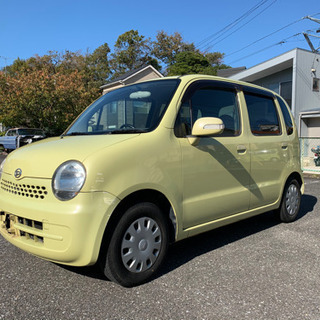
[217,67,246,78]
[229,48,320,82]
[229,48,299,82]
[100,65,163,89]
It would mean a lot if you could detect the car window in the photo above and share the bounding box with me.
[277,96,293,135]
[175,85,240,137]
[244,93,281,135]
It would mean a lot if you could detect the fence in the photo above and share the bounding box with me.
[300,137,320,173]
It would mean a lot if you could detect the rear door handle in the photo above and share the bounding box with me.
[281,143,288,150]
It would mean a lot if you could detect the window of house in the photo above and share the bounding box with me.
[279,81,292,108]
[244,93,281,135]
[313,78,320,92]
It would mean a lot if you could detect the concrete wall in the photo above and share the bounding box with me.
[300,114,320,137]
[307,118,320,137]
[294,50,320,117]
[252,68,293,95]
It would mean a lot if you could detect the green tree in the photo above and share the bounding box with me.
[110,30,159,78]
[152,30,197,66]
[167,51,210,75]
[5,47,112,87]
[205,52,224,66]
[83,43,111,88]
[167,51,229,76]
[4,58,29,76]
[0,68,99,136]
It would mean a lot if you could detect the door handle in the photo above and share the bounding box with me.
[281,143,288,150]
[237,145,247,154]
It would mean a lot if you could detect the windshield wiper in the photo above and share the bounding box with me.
[62,129,146,137]
[63,132,93,136]
[108,129,147,134]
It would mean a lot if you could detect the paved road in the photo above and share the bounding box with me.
[0,165,319,319]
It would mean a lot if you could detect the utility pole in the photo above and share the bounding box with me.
[304,16,320,25]
[303,16,320,53]
[303,33,320,53]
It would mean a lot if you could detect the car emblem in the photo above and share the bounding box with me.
[14,168,22,179]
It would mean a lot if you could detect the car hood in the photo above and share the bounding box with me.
[3,134,139,179]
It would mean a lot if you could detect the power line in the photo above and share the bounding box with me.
[227,33,302,65]
[225,12,320,61]
[202,0,277,52]
[196,0,273,50]
[225,18,303,59]
[197,0,270,49]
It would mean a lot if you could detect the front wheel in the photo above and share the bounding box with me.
[276,179,301,223]
[100,202,169,287]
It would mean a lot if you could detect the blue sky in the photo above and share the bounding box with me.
[1,0,319,71]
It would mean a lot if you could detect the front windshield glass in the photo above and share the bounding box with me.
[65,79,180,135]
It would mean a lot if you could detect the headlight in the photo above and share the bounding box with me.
[52,161,86,201]
[0,159,6,180]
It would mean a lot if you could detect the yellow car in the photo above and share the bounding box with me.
[0,75,304,287]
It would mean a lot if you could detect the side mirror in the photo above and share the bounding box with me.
[188,117,225,145]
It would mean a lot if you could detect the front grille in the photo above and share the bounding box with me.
[0,211,44,243]
[0,179,48,199]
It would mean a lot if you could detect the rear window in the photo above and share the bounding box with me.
[244,93,281,135]
[277,96,293,135]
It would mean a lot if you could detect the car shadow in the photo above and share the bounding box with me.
[57,262,106,281]
[56,193,317,284]
[158,193,317,278]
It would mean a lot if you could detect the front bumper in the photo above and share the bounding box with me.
[0,174,119,266]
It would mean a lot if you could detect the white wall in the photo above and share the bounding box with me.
[294,50,320,117]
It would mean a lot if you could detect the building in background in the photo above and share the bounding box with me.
[220,48,320,172]
[220,48,320,138]
[100,65,163,95]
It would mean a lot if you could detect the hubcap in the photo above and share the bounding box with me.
[121,217,162,273]
[285,184,299,216]
[138,239,148,251]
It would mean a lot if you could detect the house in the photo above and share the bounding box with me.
[100,65,163,95]
[225,48,320,138]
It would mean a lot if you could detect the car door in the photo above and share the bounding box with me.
[175,81,251,230]
[243,88,289,209]
[4,130,17,150]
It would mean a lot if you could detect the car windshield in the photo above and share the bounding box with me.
[17,129,45,135]
[65,79,180,136]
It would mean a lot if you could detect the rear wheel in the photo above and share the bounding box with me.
[100,202,169,287]
[276,179,301,223]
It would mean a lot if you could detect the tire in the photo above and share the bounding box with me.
[276,179,301,223]
[100,202,169,287]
